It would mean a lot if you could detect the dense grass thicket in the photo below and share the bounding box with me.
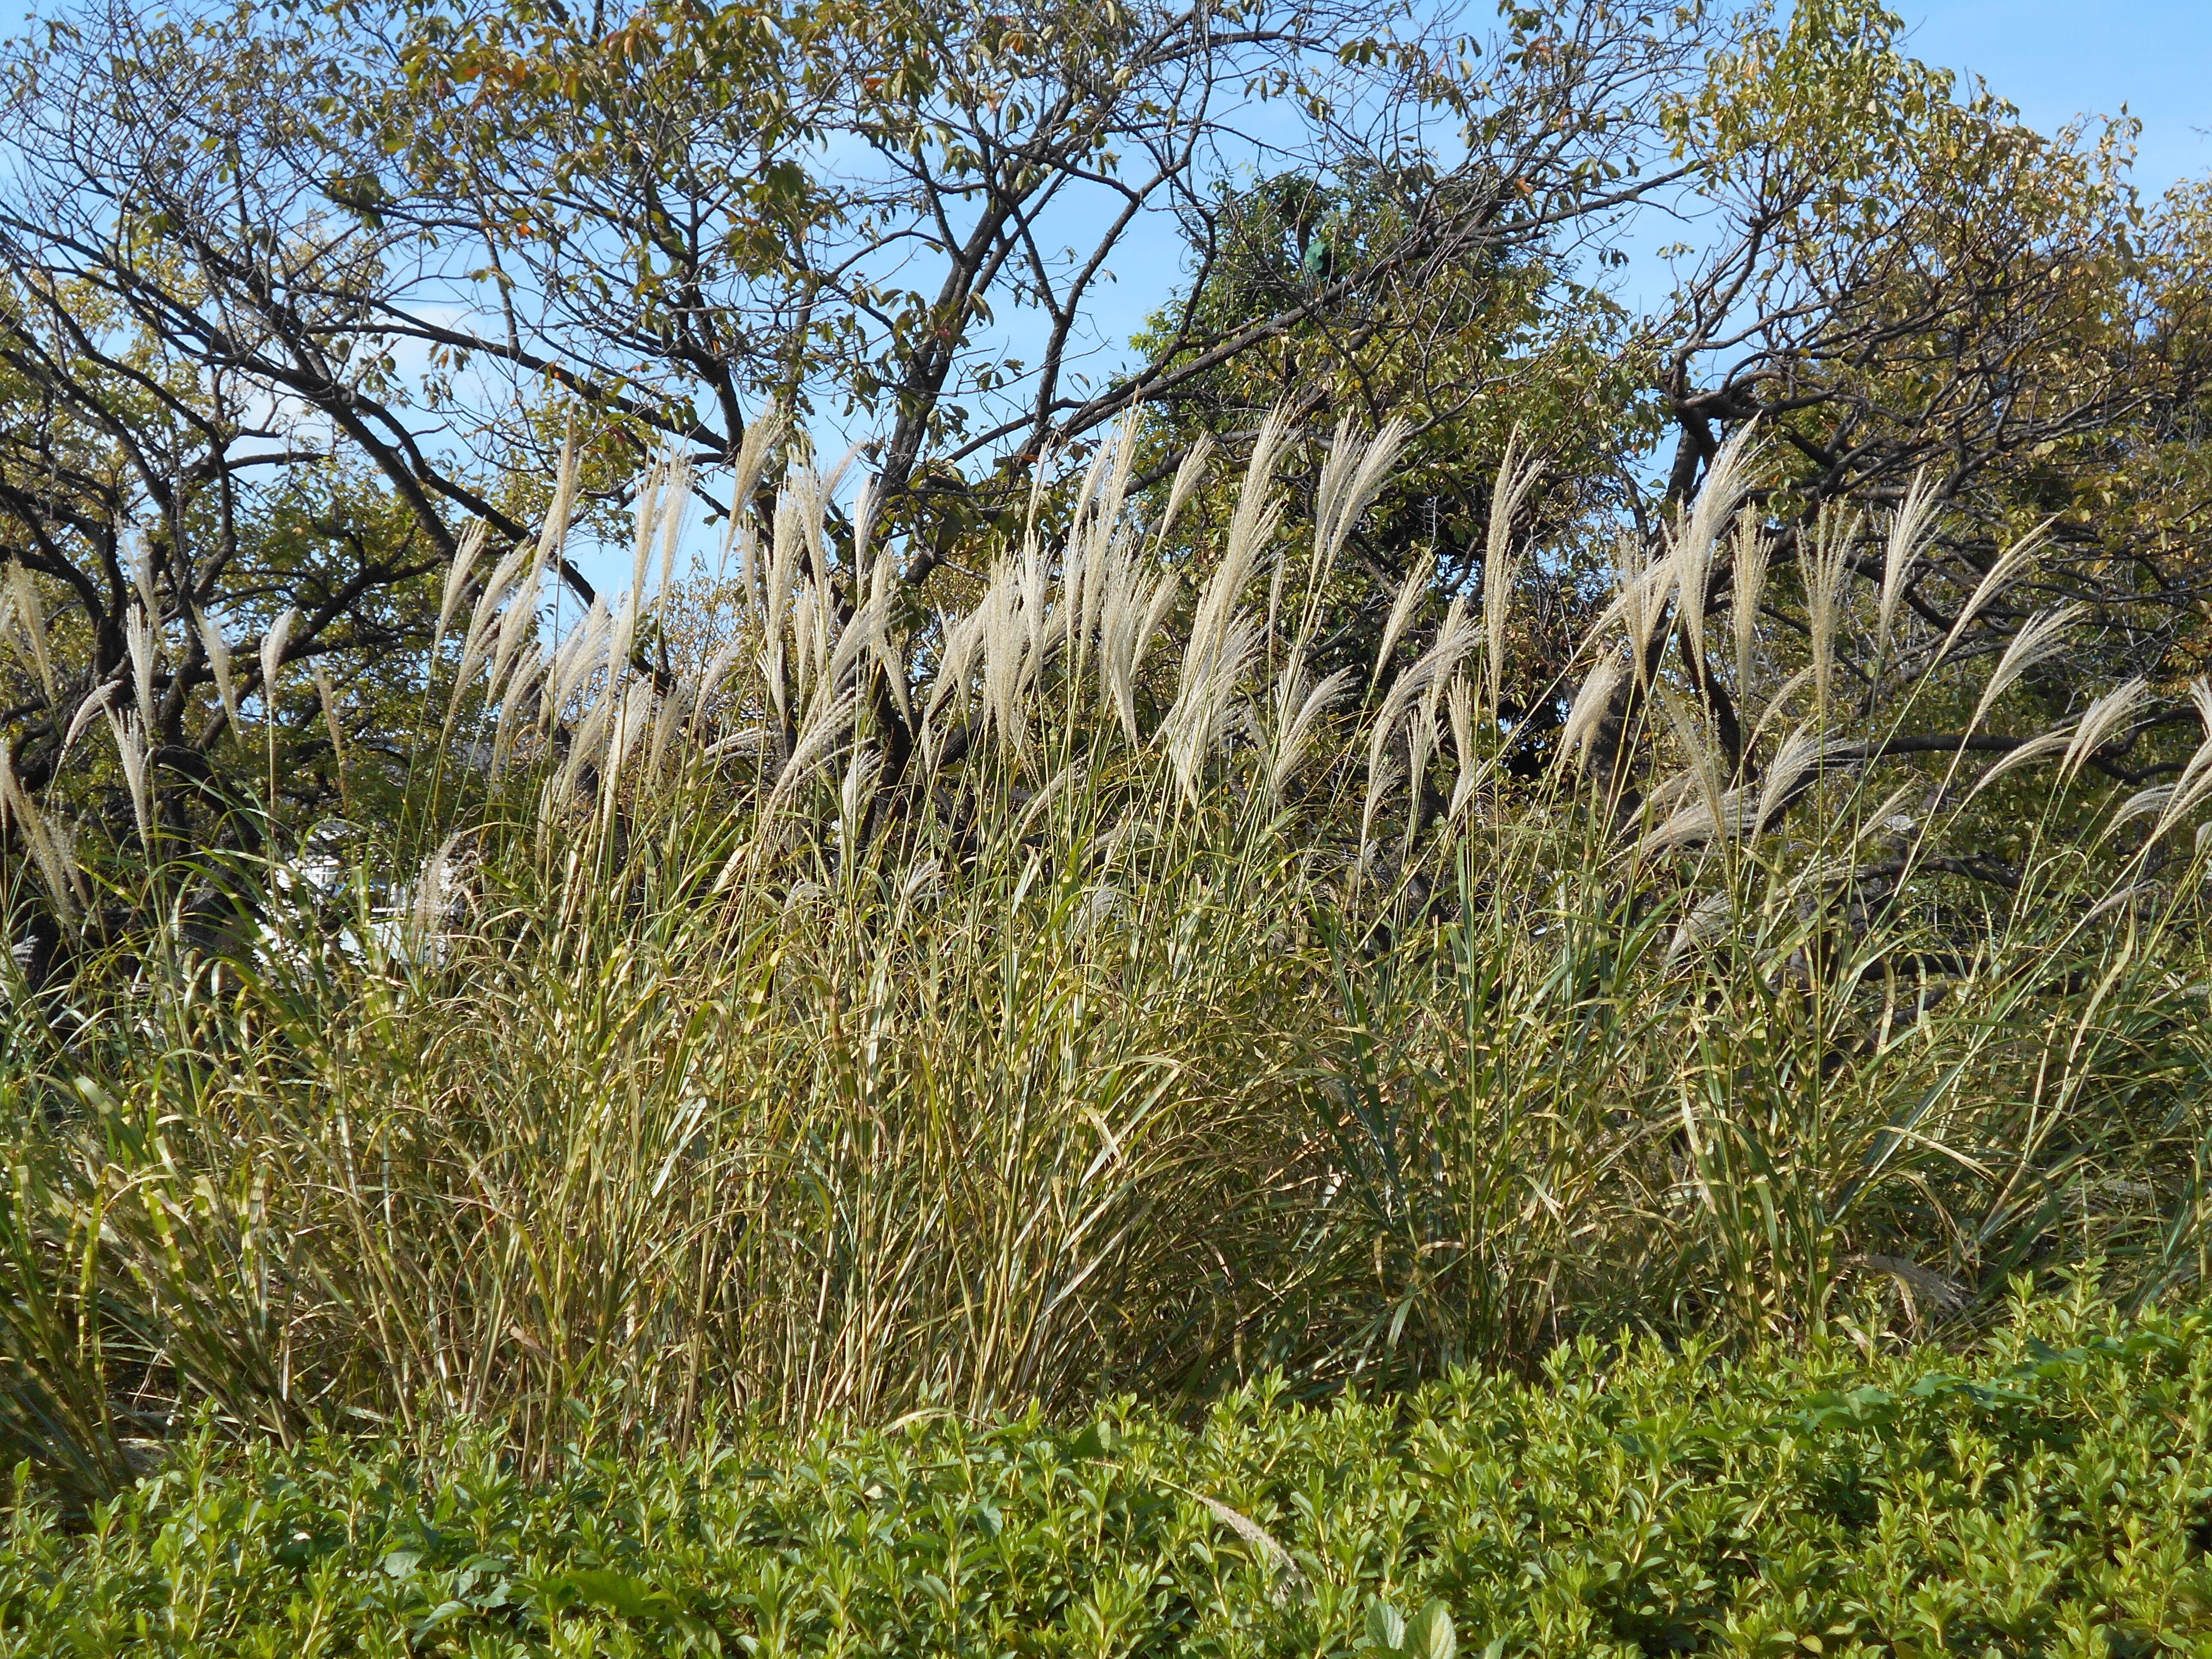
[6,418,2212,1517]
[4,1290,2210,1656]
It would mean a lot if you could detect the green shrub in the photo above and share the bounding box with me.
[3,1288,2209,1656]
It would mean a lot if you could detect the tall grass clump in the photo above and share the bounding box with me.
[5,415,2212,1500]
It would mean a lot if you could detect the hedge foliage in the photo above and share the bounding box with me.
[5,1289,2210,1657]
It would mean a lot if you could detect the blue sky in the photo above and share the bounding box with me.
[1901,0,2211,191]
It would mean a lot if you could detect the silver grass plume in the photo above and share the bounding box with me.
[1562,650,1626,771]
[1673,425,1761,678]
[59,680,122,765]
[1267,661,1354,803]
[129,530,161,623]
[1483,432,1547,717]
[452,543,533,708]
[195,608,240,728]
[729,410,790,605]
[1151,433,1216,556]
[1187,410,1290,670]
[1446,676,1483,820]
[125,603,160,732]
[1933,523,2050,668]
[1729,518,1768,704]
[106,707,153,849]
[1167,614,1259,802]
[1372,558,1431,689]
[656,453,690,616]
[310,658,348,773]
[1967,725,2077,799]
[2146,680,2212,843]
[0,738,75,917]
[1969,605,2081,731]
[3,560,54,703]
[2058,677,2148,788]
[261,608,298,705]
[434,522,488,655]
[1877,471,1941,669]
[1303,417,1409,644]
[1804,508,1855,720]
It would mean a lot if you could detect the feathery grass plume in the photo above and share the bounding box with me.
[728,410,790,601]
[1373,557,1432,689]
[1752,723,1832,835]
[1634,789,1729,857]
[655,454,690,617]
[260,608,297,704]
[547,595,611,731]
[1268,663,1355,803]
[1966,725,2078,799]
[434,522,488,656]
[408,830,466,950]
[194,608,240,728]
[486,568,545,722]
[261,607,300,811]
[1606,533,1679,682]
[1803,507,1855,720]
[1730,518,1769,702]
[1969,604,2081,730]
[1562,650,1627,770]
[129,529,161,623]
[2058,677,2148,788]
[836,745,884,855]
[1068,422,1139,670]
[1166,614,1259,802]
[1665,887,1737,965]
[1743,665,1815,757]
[597,693,656,830]
[125,604,158,732]
[922,608,984,742]
[1098,560,1177,749]
[1152,431,1216,557]
[487,441,578,706]
[1674,426,1762,677]
[1654,681,1729,848]
[752,688,861,827]
[866,547,912,723]
[605,458,668,690]
[1361,608,1478,839]
[1877,471,1941,669]
[1446,674,1480,819]
[58,680,122,766]
[688,639,745,748]
[978,565,1028,757]
[1187,410,1290,671]
[0,738,75,917]
[628,463,666,623]
[1933,522,2050,668]
[1482,432,1547,717]
[3,559,54,702]
[827,582,886,692]
[451,544,533,713]
[2147,682,2212,843]
[645,672,697,785]
[1309,418,1361,592]
[489,648,551,775]
[1304,417,1409,641]
[310,659,347,776]
[2112,782,2174,828]
[549,691,615,815]
[1014,524,1051,687]
[105,708,153,849]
